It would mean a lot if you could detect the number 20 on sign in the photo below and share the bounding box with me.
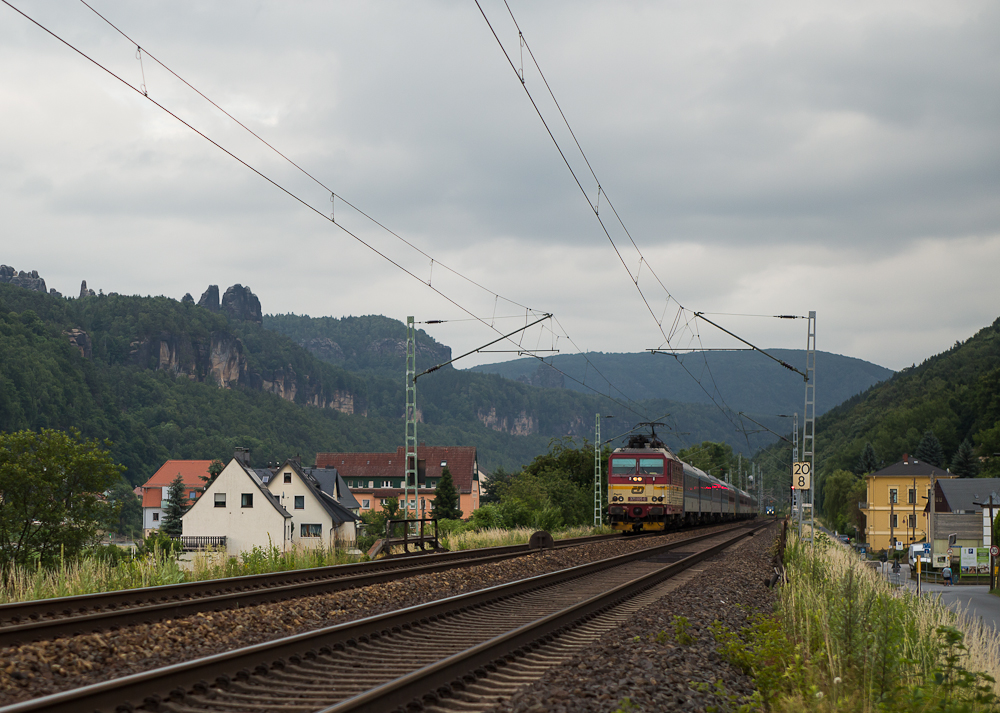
[792,462,811,490]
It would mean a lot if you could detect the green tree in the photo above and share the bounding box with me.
[678,441,734,481]
[0,428,122,567]
[822,469,862,534]
[950,438,979,478]
[915,430,945,468]
[856,442,879,475]
[434,467,463,520]
[200,458,224,489]
[108,478,142,538]
[480,467,514,506]
[160,473,188,537]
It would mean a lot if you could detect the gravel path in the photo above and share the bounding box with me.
[486,522,779,713]
[0,524,742,706]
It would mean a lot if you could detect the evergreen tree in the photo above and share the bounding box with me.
[856,442,879,475]
[433,467,463,520]
[108,479,142,537]
[951,438,979,478]
[915,430,945,468]
[200,459,224,489]
[160,473,188,537]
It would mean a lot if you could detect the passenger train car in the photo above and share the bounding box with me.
[607,432,757,533]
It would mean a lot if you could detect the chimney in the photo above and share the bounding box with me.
[234,447,251,467]
[903,453,909,465]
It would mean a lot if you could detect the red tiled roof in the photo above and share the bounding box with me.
[316,446,477,493]
[141,460,212,508]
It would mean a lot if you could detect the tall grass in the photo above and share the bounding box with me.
[0,543,362,604]
[441,524,614,551]
[715,532,1000,712]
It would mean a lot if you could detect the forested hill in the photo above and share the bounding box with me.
[810,316,1000,478]
[470,349,893,417]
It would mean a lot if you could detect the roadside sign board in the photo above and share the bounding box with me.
[947,547,954,556]
[792,462,811,490]
[991,545,999,557]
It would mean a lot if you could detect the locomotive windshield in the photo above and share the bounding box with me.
[638,458,663,475]
[611,458,637,475]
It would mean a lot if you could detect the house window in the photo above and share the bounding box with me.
[214,493,226,508]
[382,480,391,488]
[440,460,447,467]
[380,498,387,506]
[889,488,898,504]
[362,499,371,509]
[300,523,322,538]
[908,514,916,528]
[294,495,305,510]
[152,512,159,521]
[908,489,916,504]
[284,473,292,483]
[241,493,253,508]
[189,490,197,499]
[891,513,898,528]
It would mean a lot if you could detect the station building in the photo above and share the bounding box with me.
[860,454,954,551]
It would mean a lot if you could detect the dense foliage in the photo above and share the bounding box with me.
[433,467,462,520]
[0,429,122,567]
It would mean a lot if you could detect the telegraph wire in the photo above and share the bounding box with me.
[2,0,670,422]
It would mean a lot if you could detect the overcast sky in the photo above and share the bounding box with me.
[2,0,998,378]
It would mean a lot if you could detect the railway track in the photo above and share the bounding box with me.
[0,519,768,713]
[0,532,628,648]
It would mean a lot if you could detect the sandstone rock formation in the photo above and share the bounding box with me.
[181,293,195,305]
[0,265,48,294]
[198,285,220,312]
[64,329,92,358]
[79,280,96,298]
[221,284,262,324]
[477,407,538,436]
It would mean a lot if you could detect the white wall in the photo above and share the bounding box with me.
[182,460,289,556]
[266,465,357,547]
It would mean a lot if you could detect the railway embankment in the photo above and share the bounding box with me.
[0,526,736,707]
[498,523,1000,713]
[488,521,779,713]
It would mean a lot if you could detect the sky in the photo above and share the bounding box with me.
[1,0,998,376]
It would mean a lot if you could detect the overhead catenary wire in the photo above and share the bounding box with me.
[474,0,763,451]
[5,0,657,422]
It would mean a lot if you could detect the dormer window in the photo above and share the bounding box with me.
[440,460,447,467]
[284,473,292,483]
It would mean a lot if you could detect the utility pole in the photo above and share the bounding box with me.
[404,316,417,521]
[803,311,816,547]
[793,412,800,534]
[593,413,604,527]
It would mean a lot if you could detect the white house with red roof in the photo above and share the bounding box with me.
[141,460,212,535]
[316,446,481,518]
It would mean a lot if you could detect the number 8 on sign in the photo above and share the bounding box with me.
[792,462,811,490]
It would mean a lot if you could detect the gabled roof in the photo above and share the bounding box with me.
[280,460,360,524]
[316,446,478,494]
[301,467,362,510]
[240,463,291,519]
[142,460,212,507]
[926,478,1000,514]
[871,457,951,478]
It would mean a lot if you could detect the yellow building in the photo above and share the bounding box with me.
[861,455,954,551]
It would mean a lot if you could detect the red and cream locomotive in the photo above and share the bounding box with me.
[607,430,756,533]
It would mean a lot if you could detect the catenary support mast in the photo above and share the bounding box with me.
[594,413,602,527]
[404,316,417,520]
[803,311,817,546]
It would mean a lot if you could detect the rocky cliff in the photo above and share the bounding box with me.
[1,265,61,298]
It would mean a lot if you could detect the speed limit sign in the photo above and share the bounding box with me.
[992,546,999,557]
[792,462,812,490]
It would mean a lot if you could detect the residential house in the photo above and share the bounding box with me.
[316,446,481,518]
[182,451,360,555]
[141,460,212,536]
[861,454,954,551]
[923,478,1000,566]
